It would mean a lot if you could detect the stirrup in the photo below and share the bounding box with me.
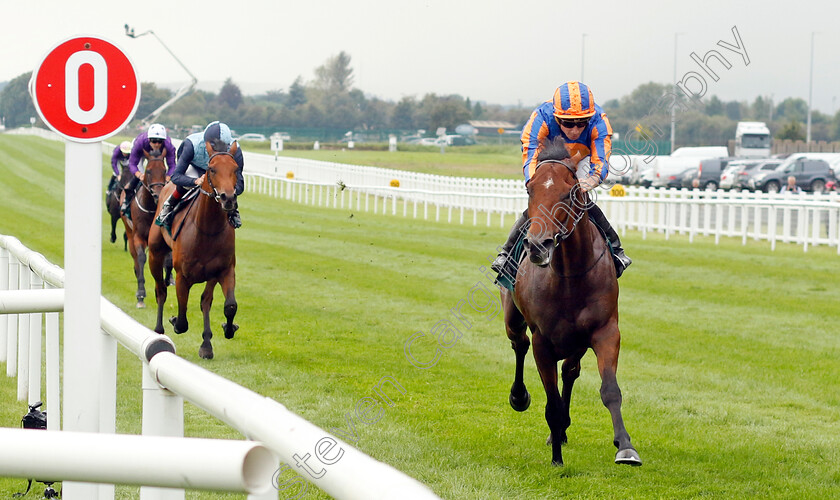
[613,251,632,278]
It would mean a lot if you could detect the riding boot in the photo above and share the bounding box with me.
[121,177,140,217]
[227,209,242,229]
[154,195,181,229]
[491,209,529,273]
[587,203,632,278]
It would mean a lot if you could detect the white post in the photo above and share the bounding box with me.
[17,263,31,401]
[6,254,19,377]
[62,141,106,500]
[140,359,185,500]
[28,273,43,404]
[0,247,7,363]
[46,302,60,431]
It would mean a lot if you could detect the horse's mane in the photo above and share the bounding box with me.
[537,137,571,163]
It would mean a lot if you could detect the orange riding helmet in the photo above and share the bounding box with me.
[552,81,596,120]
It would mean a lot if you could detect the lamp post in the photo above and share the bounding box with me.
[670,33,683,154]
[581,33,587,82]
[124,24,198,126]
[806,31,816,145]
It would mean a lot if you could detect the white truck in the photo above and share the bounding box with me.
[734,121,771,158]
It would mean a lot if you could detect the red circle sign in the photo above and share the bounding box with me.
[31,36,140,142]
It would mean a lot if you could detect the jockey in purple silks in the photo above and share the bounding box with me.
[120,123,177,218]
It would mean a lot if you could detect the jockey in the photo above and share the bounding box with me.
[108,140,132,194]
[155,121,245,229]
[120,123,177,217]
[491,81,632,278]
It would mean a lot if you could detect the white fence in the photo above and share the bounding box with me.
[242,153,840,254]
[0,235,439,499]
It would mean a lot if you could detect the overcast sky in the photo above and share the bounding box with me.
[3,0,839,114]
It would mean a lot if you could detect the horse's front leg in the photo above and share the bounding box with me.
[134,242,147,308]
[198,280,217,359]
[557,351,585,446]
[148,242,167,335]
[169,275,190,335]
[532,332,564,466]
[502,288,530,412]
[219,267,238,340]
[591,322,642,466]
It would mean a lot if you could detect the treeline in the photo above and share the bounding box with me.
[2,52,839,146]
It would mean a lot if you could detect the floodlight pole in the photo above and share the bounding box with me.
[124,24,198,127]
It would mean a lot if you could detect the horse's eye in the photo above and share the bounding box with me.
[208,168,216,175]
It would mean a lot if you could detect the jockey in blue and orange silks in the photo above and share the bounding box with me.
[492,81,632,278]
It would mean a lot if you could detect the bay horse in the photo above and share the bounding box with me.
[121,150,170,308]
[500,137,641,467]
[106,156,131,249]
[148,141,239,359]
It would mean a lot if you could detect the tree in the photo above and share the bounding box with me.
[390,97,416,131]
[724,101,742,121]
[0,72,37,128]
[776,119,805,141]
[314,51,354,92]
[218,78,243,109]
[706,95,724,116]
[286,76,307,109]
[136,82,172,122]
[775,98,808,123]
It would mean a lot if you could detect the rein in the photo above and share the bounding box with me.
[135,180,166,214]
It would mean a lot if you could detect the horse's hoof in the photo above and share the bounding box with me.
[110,235,116,243]
[169,316,185,334]
[551,459,564,467]
[136,301,145,309]
[615,448,642,466]
[223,323,239,339]
[154,327,164,335]
[199,347,214,360]
[509,390,531,412]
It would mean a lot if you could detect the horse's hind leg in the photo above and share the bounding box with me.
[592,323,642,466]
[220,267,238,340]
[198,280,217,359]
[502,288,530,412]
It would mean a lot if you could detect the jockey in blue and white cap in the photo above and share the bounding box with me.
[155,121,245,229]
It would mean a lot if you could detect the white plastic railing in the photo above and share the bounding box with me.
[243,169,840,254]
[0,235,440,500]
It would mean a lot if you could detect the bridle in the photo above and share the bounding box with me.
[201,151,236,206]
[533,159,589,247]
[134,159,166,214]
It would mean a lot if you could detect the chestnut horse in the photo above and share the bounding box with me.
[148,142,239,359]
[106,156,131,248]
[122,150,170,308]
[500,137,641,467]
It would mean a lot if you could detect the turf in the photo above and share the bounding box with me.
[0,134,838,499]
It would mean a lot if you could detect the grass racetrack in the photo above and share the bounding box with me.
[1,134,839,499]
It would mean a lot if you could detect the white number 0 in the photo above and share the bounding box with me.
[65,51,108,124]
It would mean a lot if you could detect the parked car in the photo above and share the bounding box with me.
[684,157,739,190]
[679,167,699,189]
[657,166,697,189]
[737,159,782,190]
[720,159,761,190]
[748,157,838,193]
[237,133,267,142]
[442,134,476,146]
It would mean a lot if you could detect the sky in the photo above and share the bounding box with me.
[3,0,840,114]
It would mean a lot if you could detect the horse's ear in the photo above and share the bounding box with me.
[205,141,214,156]
[570,151,584,166]
[229,141,238,156]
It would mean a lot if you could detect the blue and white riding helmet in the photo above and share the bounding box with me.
[204,121,234,151]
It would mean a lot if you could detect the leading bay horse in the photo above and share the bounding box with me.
[148,141,239,359]
[122,150,170,308]
[500,137,641,467]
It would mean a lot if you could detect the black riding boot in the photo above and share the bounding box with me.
[491,209,529,273]
[587,203,632,278]
[228,209,242,229]
[120,177,140,217]
[154,195,181,229]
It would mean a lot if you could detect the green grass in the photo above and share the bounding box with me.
[1,135,839,499]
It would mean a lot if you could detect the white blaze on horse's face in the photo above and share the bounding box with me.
[542,178,554,189]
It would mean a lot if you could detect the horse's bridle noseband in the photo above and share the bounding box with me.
[533,159,589,246]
